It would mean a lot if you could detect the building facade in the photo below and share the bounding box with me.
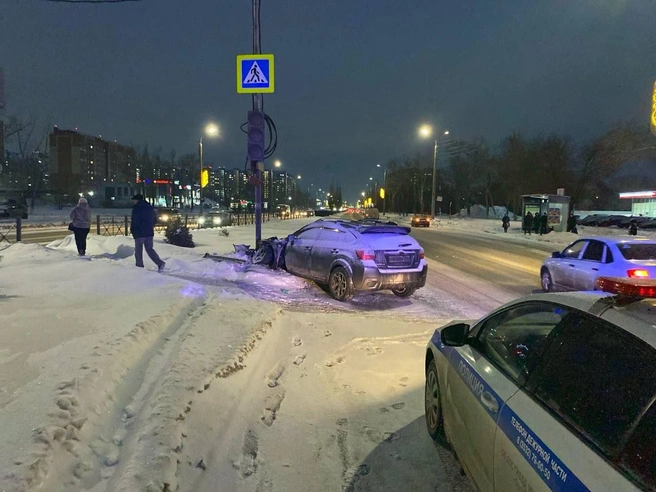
[49,127,135,200]
[619,191,656,216]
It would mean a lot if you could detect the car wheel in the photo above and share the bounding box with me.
[425,359,445,441]
[391,286,416,297]
[252,244,274,267]
[541,269,554,292]
[328,266,353,301]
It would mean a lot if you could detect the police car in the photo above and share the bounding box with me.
[424,277,656,491]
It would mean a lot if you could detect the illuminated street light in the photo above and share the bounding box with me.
[297,175,302,180]
[419,125,450,219]
[274,160,282,168]
[199,122,220,215]
[419,124,432,138]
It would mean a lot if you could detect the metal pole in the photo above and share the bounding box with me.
[251,0,263,248]
[383,170,387,215]
[430,139,438,219]
[199,137,204,216]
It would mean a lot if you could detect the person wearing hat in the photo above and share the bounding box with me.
[69,197,92,256]
[130,194,165,272]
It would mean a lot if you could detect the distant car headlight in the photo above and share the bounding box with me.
[213,217,222,225]
[198,216,206,225]
[161,214,169,221]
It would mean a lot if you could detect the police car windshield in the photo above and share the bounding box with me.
[617,244,656,261]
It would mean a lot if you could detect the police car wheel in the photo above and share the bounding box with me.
[425,359,445,441]
[541,269,554,292]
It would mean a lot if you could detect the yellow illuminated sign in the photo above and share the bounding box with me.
[651,81,656,136]
[201,169,209,188]
[379,188,385,199]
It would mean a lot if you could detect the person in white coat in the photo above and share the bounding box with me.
[70,197,92,256]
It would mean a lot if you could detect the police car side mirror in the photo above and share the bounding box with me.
[287,234,295,244]
[552,251,562,258]
[441,323,470,347]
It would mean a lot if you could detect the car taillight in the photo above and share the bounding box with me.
[597,277,656,298]
[356,250,375,260]
[419,252,425,259]
[628,269,650,278]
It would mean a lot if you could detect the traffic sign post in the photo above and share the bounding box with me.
[237,54,275,94]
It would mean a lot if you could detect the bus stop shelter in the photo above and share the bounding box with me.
[521,194,571,232]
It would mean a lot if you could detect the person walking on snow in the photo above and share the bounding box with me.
[628,219,638,236]
[502,214,510,233]
[70,197,92,256]
[130,194,165,272]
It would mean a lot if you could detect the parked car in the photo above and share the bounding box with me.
[283,218,427,301]
[306,209,315,217]
[0,199,28,220]
[540,236,656,292]
[424,277,656,492]
[198,209,232,228]
[577,214,609,226]
[155,207,181,225]
[411,214,431,227]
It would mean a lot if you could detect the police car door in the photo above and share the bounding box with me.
[444,302,560,491]
[494,311,649,492]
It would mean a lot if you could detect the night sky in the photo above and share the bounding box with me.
[2,0,655,201]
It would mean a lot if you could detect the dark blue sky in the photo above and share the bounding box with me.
[2,0,655,201]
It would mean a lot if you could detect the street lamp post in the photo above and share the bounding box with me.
[199,123,219,215]
[419,125,449,220]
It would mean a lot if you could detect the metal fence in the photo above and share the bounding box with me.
[0,218,21,244]
[95,212,279,237]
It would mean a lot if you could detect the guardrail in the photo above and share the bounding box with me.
[0,217,22,244]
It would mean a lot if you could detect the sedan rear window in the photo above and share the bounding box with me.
[617,244,656,260]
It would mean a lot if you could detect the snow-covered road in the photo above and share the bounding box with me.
[1,214,652,491]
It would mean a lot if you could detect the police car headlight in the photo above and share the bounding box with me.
[213,217,221,225]
[198,217,206,225]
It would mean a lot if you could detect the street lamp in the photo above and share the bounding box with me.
[199,123,219,215]
[274,160,282,168]
[419,125,449,219]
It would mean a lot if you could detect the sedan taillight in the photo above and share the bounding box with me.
[628,269,650,278]
[356,249,375,260]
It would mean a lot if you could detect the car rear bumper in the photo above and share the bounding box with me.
[353,265,428,291]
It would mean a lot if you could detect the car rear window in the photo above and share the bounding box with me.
[358,225,410,234]
[617,244,656,260]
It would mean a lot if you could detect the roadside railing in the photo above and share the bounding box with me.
[0,217,22,244]
[95,212,276,237]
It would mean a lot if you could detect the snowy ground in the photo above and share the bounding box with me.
[0,213,653,491]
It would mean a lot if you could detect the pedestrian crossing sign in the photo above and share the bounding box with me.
[237,54,275,94]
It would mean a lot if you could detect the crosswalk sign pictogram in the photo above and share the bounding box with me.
[237,54,275,94]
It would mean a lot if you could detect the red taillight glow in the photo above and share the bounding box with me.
[596,277,656,298]
[419,252,425,259]
[628,269,650,278]
[356,250,375,260]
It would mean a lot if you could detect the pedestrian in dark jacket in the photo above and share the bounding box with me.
[523,212,533,235]
[130,194,165,271]
[502,214,510,233]
[533,212,541,234]
[628,219,638,236]
[539,213,548,235]
[70,197,92,256]
[566,214,578,234]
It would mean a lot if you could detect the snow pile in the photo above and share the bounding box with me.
[1,216,477,491]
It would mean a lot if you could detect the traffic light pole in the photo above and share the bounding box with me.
[252,0,263,248]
